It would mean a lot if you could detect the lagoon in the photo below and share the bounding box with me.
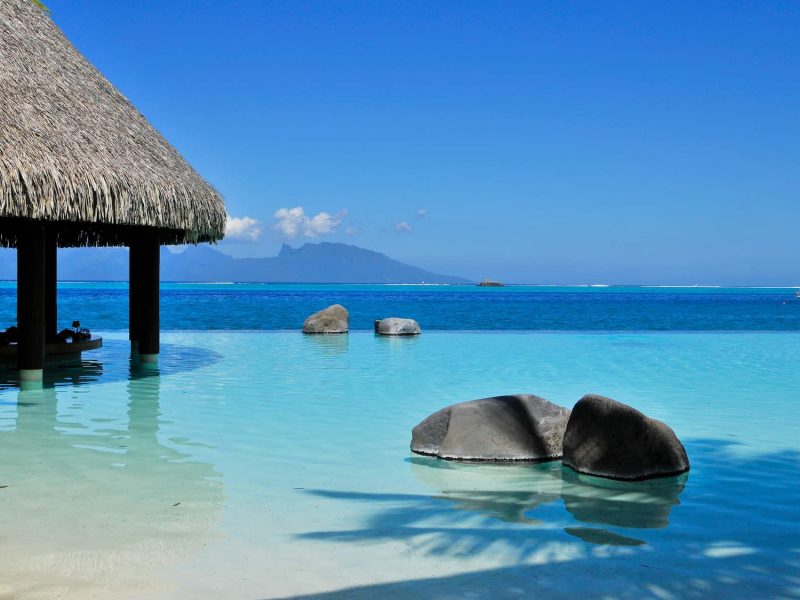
[1,329,798,598]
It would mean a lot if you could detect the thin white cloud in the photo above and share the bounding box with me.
[395,221,413,233]
[416,208,428,218]
[225,215,262,242]
[273,206,344,239]
[346,226,363,236]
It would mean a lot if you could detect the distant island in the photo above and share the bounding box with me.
[0,242,471,284]
[478,279,504,287]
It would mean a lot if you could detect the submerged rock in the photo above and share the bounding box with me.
[411,394,571,462]
[302,304,349,334]
[374,317,421,336]
[562,394,690,481]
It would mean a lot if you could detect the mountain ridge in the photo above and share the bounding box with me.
[0,242,471,284]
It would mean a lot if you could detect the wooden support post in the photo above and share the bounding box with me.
[45,230,57,340]
[17,223,46,382]
[129,239,141,353]
[137,233,160,363]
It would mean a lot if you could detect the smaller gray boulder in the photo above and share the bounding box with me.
[302,304,349,334]
[411,394,571,462]
[562,394,690,481]
[374,317,421,336]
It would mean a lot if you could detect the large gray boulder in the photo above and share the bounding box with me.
[374,318,421,335]
[562,394,690,481]
[411,394,571,462]
[302,304,349,334]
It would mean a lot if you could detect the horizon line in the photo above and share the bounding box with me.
[0,280,798,289]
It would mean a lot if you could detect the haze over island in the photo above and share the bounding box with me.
[0,237,797,285]
[0,244,470,284]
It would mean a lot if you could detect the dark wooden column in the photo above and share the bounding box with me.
[137,233,160,361]
[129,239,142,350]
[17,223,46,379]
[44,230,58,340]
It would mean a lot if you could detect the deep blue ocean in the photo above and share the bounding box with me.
[1,281,799,331]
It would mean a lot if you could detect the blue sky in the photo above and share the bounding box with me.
[49,1,800,284]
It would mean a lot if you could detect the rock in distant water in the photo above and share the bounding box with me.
[562,394,690,481]
[374,318,421,336]
[302,304,349,334]
[411,394,571,462]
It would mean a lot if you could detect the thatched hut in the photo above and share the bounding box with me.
[0,0,226,382]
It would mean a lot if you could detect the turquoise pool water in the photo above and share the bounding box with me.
[1,331,799,599]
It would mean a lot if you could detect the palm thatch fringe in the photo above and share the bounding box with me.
[0,0,226,247]
[0,218,206,248]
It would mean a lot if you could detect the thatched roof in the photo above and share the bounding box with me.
[0,0,226,247]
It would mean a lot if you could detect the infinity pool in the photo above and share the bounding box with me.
[1,331,798,599]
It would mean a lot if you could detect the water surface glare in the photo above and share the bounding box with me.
[0,331,798,599]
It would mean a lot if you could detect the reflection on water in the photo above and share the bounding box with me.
[302,332,350,356]
[299,455,686,562]
[560,467,687,529]
[0,339,221,392]
[409,456,563,525]
[373,333,422,347]
[298,455,688,560]
[0,358,105,393]
[410,455,686,544]
[0,356,223,596]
